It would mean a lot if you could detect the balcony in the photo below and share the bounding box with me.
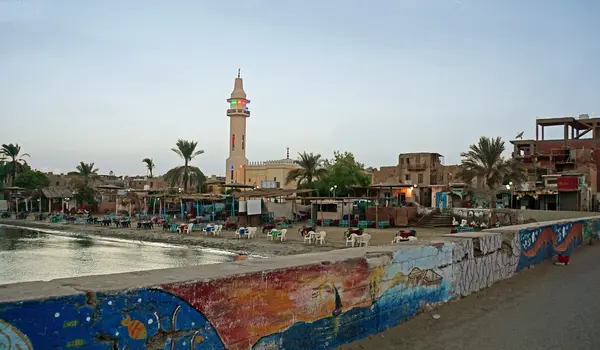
[407,163,427,171]
[227,109,250,116]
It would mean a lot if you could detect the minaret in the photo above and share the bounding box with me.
[225,69,250,183]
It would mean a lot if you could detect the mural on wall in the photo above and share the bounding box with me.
[517,220,585,272]
[0,289,225,349]
[0,245,455,350]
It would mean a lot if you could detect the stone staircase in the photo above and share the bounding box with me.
[418,211,454,228]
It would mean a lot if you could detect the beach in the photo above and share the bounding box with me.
[0,218,452,257]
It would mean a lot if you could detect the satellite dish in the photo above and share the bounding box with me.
[515,131,524,139]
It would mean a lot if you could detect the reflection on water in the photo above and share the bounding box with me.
[0,225,235,285]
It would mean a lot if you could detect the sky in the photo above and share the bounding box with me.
[1,0,599,177]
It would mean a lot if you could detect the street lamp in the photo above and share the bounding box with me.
[329,185,337,197]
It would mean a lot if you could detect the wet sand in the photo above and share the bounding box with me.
[0,218,452,257]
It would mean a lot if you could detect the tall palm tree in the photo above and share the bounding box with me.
[142,158,155,178]
[458,136,525,208]
[0,143,30,186]
[75,162,99,186]
[165,139,205,193]
[285,152,328,189]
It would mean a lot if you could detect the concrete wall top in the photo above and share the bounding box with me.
[484,215,600,234]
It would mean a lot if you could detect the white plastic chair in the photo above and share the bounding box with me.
[278,229,287,241]
[214,224,223,236]
[315,231,326,245]
[359,233,371,247]
[236,227,246,239]
[346,233,358,247]
[248,227,257,239]
[304,231,314,244]
[184,223,194,234]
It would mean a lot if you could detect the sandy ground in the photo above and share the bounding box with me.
[0,218,451,257]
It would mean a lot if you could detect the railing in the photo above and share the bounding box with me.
[227,109,250,116]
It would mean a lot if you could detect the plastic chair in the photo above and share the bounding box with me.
[346,233,358,247]
[248,227,257,239]
[278,229,287,241]
[316,231,326,245]
[360,233,371,247]
[236,227,246,239]
[304,231,314,244]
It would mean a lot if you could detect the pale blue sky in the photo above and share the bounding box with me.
[1,0,598,176]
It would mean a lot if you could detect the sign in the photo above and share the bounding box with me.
[557,176,578,191]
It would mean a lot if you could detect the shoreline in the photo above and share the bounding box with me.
[0,219,339,257]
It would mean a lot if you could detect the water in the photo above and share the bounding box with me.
[0,225,236,285]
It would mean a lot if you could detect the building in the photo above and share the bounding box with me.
[511,114,598,210]
[373,153,454,187]
[372,152,485,207]
[204,175,226,194]
[224,71,300,189]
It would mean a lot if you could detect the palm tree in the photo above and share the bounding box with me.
[75,162,99,186]
[0,144,30,186]
[165,139,205,193]
[142,158,155,178]
[458,136,525,208]
[285,152,328,189]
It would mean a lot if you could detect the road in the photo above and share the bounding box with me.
[341,243,600,350]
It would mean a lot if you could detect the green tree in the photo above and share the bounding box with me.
[285,152,328,189]
[73,184,97,205]
[75,162,99,186]
[14,170,50,190]
[315,151,371,196]
[165,139,206,193]
[458,136,526,208]
[0,143,30,186]
[142,158,155,178]
[0,161,7,190]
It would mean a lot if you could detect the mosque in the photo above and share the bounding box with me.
[225,71,300,189]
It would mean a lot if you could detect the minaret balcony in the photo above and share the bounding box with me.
[227,109,250,116]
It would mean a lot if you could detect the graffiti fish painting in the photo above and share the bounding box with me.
[0,319,33,350]
[121,315,148,340]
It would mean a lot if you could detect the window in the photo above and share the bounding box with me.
[416,155,421,163]
[230,166,234,180]
[273,177,277,181]
[405,174,409,181]
[150,182,154,188]
[400,158,404,164]
[242,135,245,150]
[418,173,423,183]
[248,178,251,183]
[56,181,59,186]
[231,134,235,151]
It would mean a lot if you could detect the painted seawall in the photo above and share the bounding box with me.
[0,216,599,349]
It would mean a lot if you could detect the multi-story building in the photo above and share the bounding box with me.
[373,153,459,186]
[372,152,486,207]
[511,114,599,210]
